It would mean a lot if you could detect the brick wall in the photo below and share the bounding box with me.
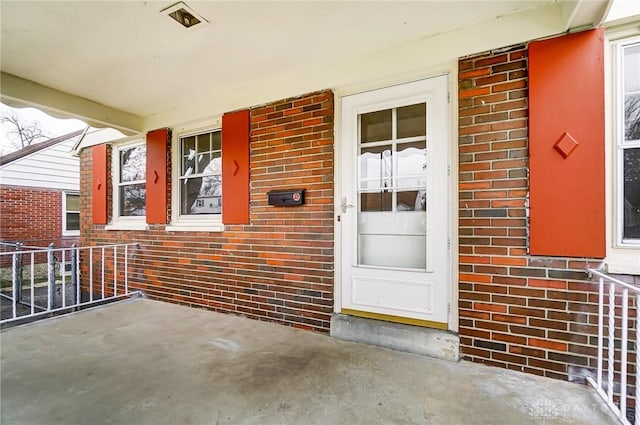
[458,45,607,382]
[80,90,334,331]
[0,185,78,248]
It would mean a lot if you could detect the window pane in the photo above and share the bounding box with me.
[66,212,80,231]
[119,184,146,216]
[120,145,146,183]
[625,94,640,141]
[624,44,640,93]
[182,136,196,175]
[624,148,640,239]
[181,176,222,215]
[397,103,426,139]
[196,133,210,153]
[66,194,79,211]
[359,145,392,190]
[206,152,222,174]
[196,152,211,174]
[211,132,222,151]
[360,110,392,143]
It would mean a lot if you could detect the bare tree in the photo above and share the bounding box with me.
[0,112,50,149]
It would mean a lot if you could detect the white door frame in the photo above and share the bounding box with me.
[333,72,459,331]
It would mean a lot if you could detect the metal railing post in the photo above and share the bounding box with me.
[71,244,78,305]
[47,243,56,310]
[13,242,23,305]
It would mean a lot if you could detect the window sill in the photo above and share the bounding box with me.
[165,223,224,232]
[607,246,640,275]
[105,223,149,231]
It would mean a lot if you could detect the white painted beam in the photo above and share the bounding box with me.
[0,72,142,134]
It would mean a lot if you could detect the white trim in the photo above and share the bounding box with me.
[336,73,453,327]
[333,64,459,330]
[61,191,80,236]
[111,139,146,225]
[104,223,149,231]
[605,26,640,274]
[165,224,224,232]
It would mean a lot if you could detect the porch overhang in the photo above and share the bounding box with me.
[0,1,610,131]
[0,72,142,134]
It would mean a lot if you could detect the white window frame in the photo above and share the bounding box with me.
[606,25,640,274]
[62,191,80,236]
[167,120,224,232]
[106,139,148,231]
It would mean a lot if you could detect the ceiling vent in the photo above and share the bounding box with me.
[161,2,208,29]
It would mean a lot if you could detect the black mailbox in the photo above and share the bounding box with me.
[267,189,305,206]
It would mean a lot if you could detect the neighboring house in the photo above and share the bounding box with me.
[2,1,640,388]
[0,130,84,248]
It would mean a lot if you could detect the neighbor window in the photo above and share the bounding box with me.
[63,192,80,236]
[179,130,222,216]
[114,142,146,219]
[617,39,640,243]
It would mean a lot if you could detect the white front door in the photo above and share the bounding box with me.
[339,75,450,328]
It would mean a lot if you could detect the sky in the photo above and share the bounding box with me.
[0,103,87,156]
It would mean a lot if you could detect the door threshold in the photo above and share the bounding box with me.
[341,308,448,330]
[330,312,459,362]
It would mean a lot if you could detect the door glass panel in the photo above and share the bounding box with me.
[361,110,392,143]
[397,190,426,212]
[360,191,392,212]
[359,145,392,190]
[397,103,426,139]
[396,141,426,188]
[357,102,428,270]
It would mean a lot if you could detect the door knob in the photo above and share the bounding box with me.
[341,197,354,214]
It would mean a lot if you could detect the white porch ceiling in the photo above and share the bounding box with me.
[0,1,608,132]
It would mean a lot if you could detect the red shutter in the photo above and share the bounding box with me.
[92,144,108,225]
[146,128,169,224]
[529,29,605,258]
[222,110,250,224]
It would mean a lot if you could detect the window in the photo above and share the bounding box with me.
[617,38,640,244]
[113,141,146,222]
[179,129,222,217]
[62,192,79,236]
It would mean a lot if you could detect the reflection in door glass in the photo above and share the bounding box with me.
[360,109,392,143]
[360,191,392,212]
[397,103,426,139]
[357,102,428,269]
[359,145,392,190]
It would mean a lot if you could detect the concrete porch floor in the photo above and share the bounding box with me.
[1,298,617,425]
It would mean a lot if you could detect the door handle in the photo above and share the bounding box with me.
[341,197,354,214]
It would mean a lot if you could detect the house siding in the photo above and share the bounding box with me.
[80,90,335,331]
[0,138,80,191]
[457,45,615,382]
